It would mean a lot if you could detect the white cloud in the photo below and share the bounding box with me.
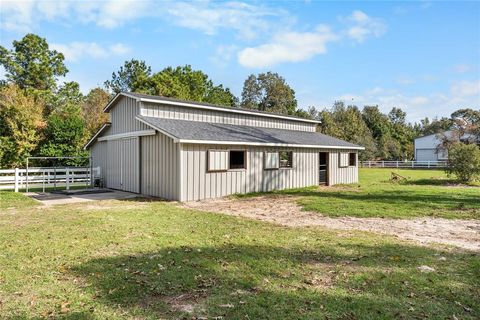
[453,64,472,73]
[237,10,386,68]
[344,10,387,43]
[0,0,285,39]
[327,80,479,121]
[167,1,286,40]
[211,44,239,67]
[451,80,480,97]
[238,25,338,68]
[50,42,131,62]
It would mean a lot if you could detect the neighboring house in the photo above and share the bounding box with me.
[414,130,479,161]
[414,132,450,162]
[84,92,364,201]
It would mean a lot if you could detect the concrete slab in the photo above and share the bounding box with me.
[26,190,138,206]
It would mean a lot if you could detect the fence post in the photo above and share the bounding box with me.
[14,168,19,192]
[382,161,385,168]
[66,168,70,190]
[396,161,399,168]
[412,161,414,168]
[428,161,430,169]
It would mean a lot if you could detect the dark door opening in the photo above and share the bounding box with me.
[319,152,328,185]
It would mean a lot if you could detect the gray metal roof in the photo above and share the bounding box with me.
[137,115,363,149]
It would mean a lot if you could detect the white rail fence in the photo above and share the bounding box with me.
[0,167,100,192]
[361,161,448,169]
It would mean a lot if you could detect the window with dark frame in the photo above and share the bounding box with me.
[349,153,356,166]
[279,151,293,168]
[229,150,246,169]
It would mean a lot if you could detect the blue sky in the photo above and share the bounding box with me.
[1,0,479,122]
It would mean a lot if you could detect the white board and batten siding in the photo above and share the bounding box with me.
[179,144,358,201]
[329,152,358,185]
[139,101,316,132]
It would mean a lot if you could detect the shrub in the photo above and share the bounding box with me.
[446,143,480,183]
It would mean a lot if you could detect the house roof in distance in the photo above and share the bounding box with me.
[104,92,321,124]
[136,115,363,150]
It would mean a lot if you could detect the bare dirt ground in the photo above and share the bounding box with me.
[182,195,480,252]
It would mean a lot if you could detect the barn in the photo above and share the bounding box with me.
[84,92,364,201]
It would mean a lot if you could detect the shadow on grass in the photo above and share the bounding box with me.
[280,189,480,208]
[70,243,479,319]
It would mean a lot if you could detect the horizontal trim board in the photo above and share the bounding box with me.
[179,139,365,150]
[98,130,155,141]
[84,122,111,149]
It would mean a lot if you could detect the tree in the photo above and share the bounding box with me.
[39,81,88,164]
[82,88,111,137]
[415,117,453,136]
[450,108,480,137]
[0,84,46,167]
[104,59,152,94]
[240,72,297,115]
[105,63,237,106]
[362,106,391,139]
[0,34,67,91]
[446,143,480,183]
[317,102,377,160]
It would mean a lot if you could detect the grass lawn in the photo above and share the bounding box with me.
[276,168,480,219]
[0,190,479,319]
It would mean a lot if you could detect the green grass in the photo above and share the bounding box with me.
[0,191,38,209]
[0,192,479,319]
[268,168,480,219]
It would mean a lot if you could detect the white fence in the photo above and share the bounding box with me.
[361,161,448,169]
[0,167,100,192]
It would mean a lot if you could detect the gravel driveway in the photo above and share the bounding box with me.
[182,195,480,252]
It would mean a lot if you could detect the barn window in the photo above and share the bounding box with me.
[229,150,246,169]
[349,153,356,166]
[339,152,349,167]
[279,151,293,168]
[264,152,279,169]
[208,150,228,172]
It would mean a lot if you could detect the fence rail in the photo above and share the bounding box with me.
[0,167,100,192]
[361,161,448,169]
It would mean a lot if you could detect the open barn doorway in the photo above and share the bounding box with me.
[319,152,329,185]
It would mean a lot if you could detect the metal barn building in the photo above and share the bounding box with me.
[85,92,364,201]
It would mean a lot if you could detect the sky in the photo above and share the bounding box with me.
[0,0,479,122]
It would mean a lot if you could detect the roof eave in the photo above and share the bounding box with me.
[177,139,365,150]
[83,123,112,150]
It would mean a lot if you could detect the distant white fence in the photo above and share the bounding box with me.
[0,167,100,192]
[361,161,448,169]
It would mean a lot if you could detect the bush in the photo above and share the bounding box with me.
[446,143,480,183]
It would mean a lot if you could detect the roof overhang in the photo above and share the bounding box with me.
[177,140,365,150]
[83,123,111,150]
[103,92,141,112]
[135,116,364,150]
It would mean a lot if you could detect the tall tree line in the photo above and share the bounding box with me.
[0,34,477,168]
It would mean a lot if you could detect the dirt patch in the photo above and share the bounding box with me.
[161,292,205,314]
[181,195,480,252]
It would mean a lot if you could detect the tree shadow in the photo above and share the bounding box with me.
[70,243,479,319]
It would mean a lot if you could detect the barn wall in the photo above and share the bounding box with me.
[140,102,316,132]
[104,137,140,193]
[91,141,108,185]
[328,152,358,185]
[140,132,180,200]
[109,96,150,134]
[179,144,359,201]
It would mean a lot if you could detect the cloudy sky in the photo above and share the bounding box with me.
[1,0,479,122]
